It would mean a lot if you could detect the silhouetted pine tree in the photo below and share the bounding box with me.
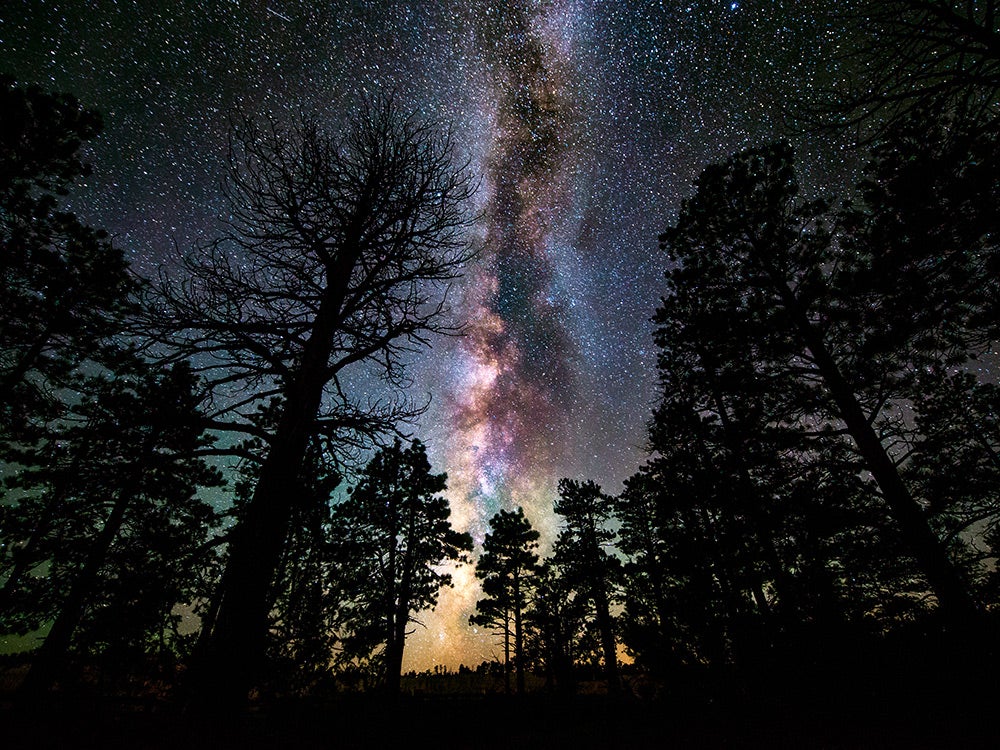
[658,141,979,623]
[330,439,471,694]
[553,479,621,693]
[471,506,539,694]
[0,77,131,438]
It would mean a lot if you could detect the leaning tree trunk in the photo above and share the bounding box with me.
[780,283,980,624]
[187,246,361,714]
[188,355,325,711]
[17,488,132,699]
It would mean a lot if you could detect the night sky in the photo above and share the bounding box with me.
[2,0,850,670]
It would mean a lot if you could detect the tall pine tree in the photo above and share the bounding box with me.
[330,439,471,694]
[471,507,539,694]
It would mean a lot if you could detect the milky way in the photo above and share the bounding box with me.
[415,0,594,669]
[449,1,583,534]
[3,0,848,670]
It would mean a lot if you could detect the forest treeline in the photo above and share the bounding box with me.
[2,0,1000,713]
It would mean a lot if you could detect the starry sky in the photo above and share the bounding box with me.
[2,0,852,670]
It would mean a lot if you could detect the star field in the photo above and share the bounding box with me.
[2,0,851,671]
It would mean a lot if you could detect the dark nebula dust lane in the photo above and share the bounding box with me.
[448,0,583,534]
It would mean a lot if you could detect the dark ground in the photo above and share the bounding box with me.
[2,686,997,749]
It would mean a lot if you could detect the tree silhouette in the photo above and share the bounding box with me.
[147,99,477,711]
[5,358,223,698]
[553,479,621,693]
[659,141,980,624]
[471,506,539,695]
[643,191,896,669]
[217,436,345,696]
[330,439,471,694]
[524,558,588,693]
[0,77,131,437]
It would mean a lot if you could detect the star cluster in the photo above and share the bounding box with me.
[2,0,848,671]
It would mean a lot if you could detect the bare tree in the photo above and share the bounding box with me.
[145,98,477,712]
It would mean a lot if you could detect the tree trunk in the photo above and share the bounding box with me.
[384,627,405,695]
[553,626,575,694]
[513,574,524,695]
[185,401,315,712]
[593,582,620,694]
[781,285,979,623]
[17,489,131,698]
[503,609,511,695]
[385,574,411,695]
[186,245,361,714]
[385,505,415,696]
[383,494,400,693]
